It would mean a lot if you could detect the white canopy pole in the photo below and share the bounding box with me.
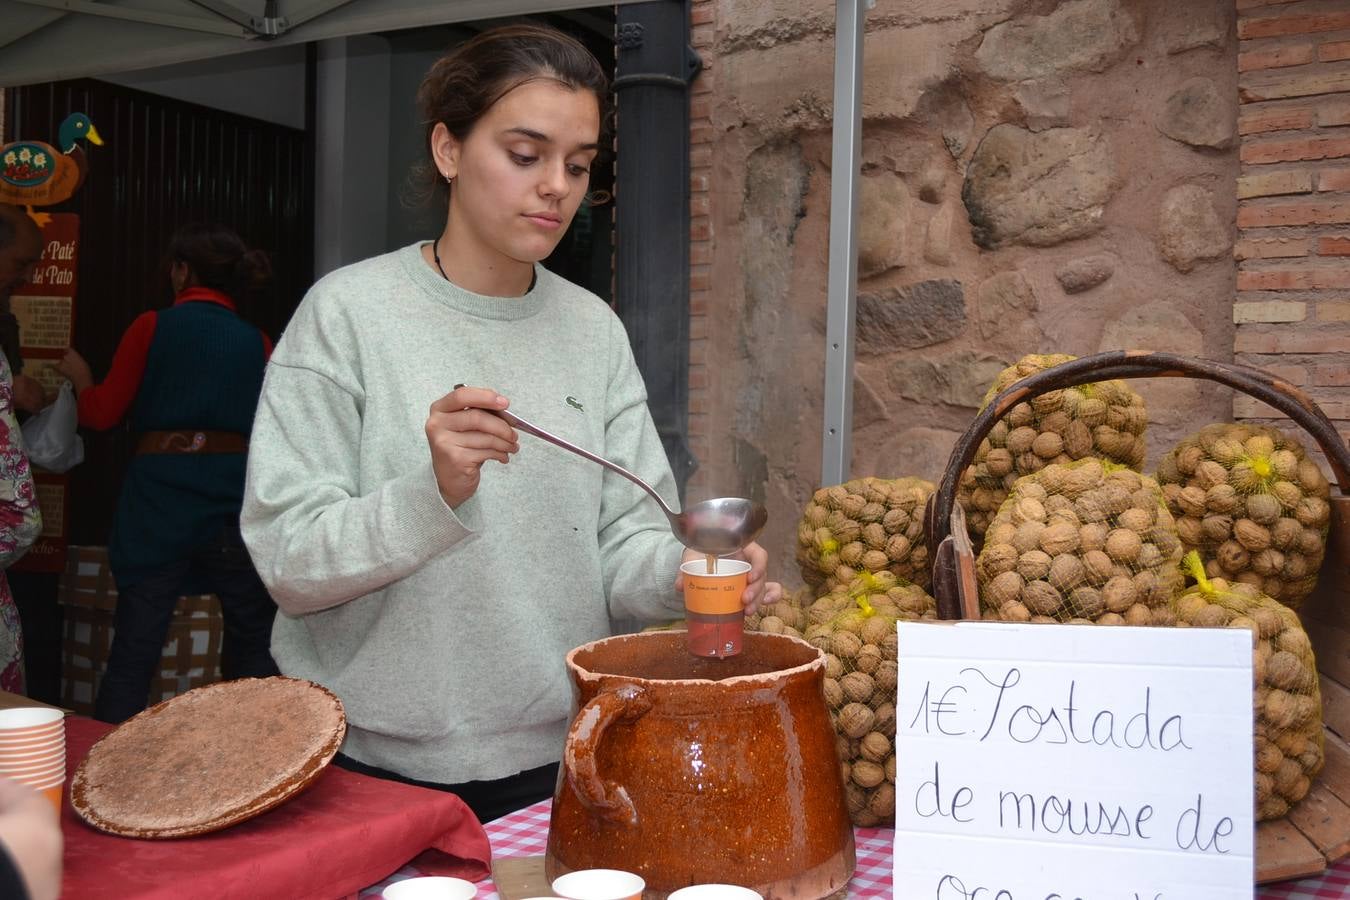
[820,0,869,487]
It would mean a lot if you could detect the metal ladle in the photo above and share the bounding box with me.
[492,408,767,556]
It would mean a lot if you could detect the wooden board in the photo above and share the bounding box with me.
[1320,676,1350,745]
[492,856,551,900]
[1256,818,1327,884]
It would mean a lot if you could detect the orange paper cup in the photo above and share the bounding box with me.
[41,783,62,815]
[680,558,751,659]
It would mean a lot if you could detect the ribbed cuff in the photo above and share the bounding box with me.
[382,460,478,567]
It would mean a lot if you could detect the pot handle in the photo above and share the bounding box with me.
[564,683,653,827]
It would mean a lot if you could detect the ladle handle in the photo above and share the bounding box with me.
[564,684,652,827]
[493,409,679,519]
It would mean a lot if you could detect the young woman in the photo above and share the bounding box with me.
[241,24,780,822]
[58,224,280,722]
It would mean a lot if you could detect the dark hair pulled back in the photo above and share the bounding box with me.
[167,223,271,299]
[412,23,609,207]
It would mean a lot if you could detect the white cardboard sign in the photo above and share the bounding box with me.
[894,621,1254,900]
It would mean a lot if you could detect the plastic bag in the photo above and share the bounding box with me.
[1157,423,1331,608]
[802,571,936,826]
[976,458,1183,626]
[796,476,934,593]
[1173,551,1323,820]
[21,381,84,473]
[959,353,1148,543]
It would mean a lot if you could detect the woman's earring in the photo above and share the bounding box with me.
[444,172,453,184]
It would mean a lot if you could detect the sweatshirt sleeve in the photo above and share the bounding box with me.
[240,289,476,616]
[596,313,686,622]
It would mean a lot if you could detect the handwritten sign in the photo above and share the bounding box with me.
[894,621,1254,900]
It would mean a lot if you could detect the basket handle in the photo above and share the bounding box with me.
[923,350,1350,618]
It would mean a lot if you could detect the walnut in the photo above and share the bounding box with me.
[838,702,876,739]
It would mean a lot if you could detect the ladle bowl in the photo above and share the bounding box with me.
[493,408,767,556]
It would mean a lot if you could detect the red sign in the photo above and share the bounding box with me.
[12,213,79,573]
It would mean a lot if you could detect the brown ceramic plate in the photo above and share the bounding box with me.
[71,676,346,839]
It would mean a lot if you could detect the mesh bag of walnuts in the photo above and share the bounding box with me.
[802,572,936,827]
[795,477,933,594]
[744,586,814,640]
[958,354,1148,542]
[1156,423,1332,609]
[1173,552,1324,820]
[976,459,1184,625]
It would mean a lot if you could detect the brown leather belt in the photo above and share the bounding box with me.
[135,430,249,455]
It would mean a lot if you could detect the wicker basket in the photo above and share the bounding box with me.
[58,545,223,715]
[923,350,1350,884]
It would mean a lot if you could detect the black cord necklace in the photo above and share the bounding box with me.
[432,238,450,282]
[432,237,537,292]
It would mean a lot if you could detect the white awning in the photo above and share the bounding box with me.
[0,0,640,86]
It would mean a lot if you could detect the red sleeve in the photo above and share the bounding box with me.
[77,311,157,431]
[260,330,273,361]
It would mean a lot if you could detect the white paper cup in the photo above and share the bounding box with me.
[552,869,646,900]
[381,876,477,900]
[668,886,763,900]
[0,759,66,781]
[0,708,64,731]
[0,747,64,766]
[0,727,63,746]
[0,755,64,777]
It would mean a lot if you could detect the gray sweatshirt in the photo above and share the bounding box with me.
[241,243,685,783]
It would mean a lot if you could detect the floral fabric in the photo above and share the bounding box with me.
[0,352,42,693]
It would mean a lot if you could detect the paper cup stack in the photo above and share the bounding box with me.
[0,707,66,813]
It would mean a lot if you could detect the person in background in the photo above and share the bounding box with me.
[0,206,48,415]
[0,776,61,900]
[242,24,781,824]
[57,224,280,723]
[0,312,41,693]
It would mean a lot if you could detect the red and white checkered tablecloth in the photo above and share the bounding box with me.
[364,799,1350,899]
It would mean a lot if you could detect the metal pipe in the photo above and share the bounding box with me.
[820,0,868,487]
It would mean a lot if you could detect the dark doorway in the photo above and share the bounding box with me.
[6,78,312,547]
[6,81,311,704]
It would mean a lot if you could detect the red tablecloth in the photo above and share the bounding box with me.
[59,716,491,900]
[366,799,1350,900]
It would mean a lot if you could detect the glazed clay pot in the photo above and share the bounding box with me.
[546,631,856,899]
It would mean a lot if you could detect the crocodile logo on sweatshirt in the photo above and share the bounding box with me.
[566,396,584,411]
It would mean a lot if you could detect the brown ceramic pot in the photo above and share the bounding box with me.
[545,631,856,899]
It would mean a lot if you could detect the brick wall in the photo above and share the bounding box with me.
[1235,0,1350,453]
[687,0,714,495]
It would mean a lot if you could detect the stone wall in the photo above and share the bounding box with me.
[687,0,1242,584]
[1232,0,1350,464]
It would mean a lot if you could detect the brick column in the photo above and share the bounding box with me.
[1235,0,1350,454]
[687,0,715,495]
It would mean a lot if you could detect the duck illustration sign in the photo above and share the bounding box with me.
[0,112,102,225]
[2,144,56,188]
